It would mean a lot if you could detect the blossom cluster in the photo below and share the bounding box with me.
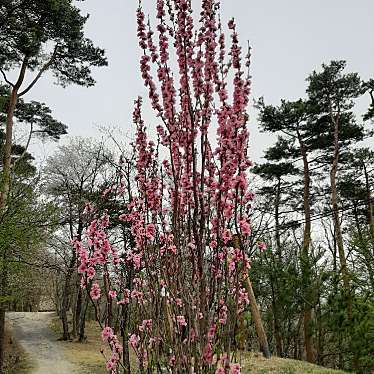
[73,0,258,372]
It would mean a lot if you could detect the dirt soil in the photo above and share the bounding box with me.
[6,312,80,374]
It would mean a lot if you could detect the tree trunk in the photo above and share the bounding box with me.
[270,279,283,357]
[364,163,374,246]
[297,132,315,363]
[78,295,88,342]
[0,57,28,212]
[61,251,77,340]
[271,177,283,357]
[0,59,28,373]
[121,268,133,374]
[353,203,374,292]
[72,284,82,339]
[0,308,4,374]
[243,275,271,358]
[330,117,352,319]
[274,177,282,259]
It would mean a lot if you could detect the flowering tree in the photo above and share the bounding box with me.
[73,0,268,372]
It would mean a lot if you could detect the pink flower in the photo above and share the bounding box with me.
[145,223,155,240]
[132,253,142,269]
[139,319,153,332]
[210,240,217,249]
[106,359,115,370]
[90,283,101,300]
[230,363,241,374]
[176,315,187,327]
[169,355,176,366]
[239,219,251,236]
[86,267,95,280]
[108,290,117,299]
[222,229,232,244]
[203,343,213,364]
[258,241,267,252]
[228,18,235,29]
[129,334,140,348]
[101,326,114,342]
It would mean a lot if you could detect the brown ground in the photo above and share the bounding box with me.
[5,312,347,374]
[6,312,79,374]
[3,324,33,374]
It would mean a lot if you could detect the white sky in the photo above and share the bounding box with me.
[21,0,374,165]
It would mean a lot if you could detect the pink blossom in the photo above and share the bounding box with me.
[203,343,213,364]
[222,229,232,244]
[101,326,114,342]
[129,334,140,348]
[132,253,142,269]
[176,315,187,327]
[139,319,153,332]
[239,219,251,236]
[230,363,241,374]
[90,283,101,300]
[108,290,117,299]
[169,355,176,366]
[86,267,95,280]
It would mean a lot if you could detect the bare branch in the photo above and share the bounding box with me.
[19,45,59,97]
[0,68,14,87]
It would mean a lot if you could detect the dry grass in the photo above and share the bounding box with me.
[3,325,34,374]
[50,317,109,373]
[241,352,347,374]
[50,318,347,374]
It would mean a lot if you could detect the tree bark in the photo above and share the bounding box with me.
[61,251,77,340]
[270,278,283,357]
[0,57,28,212]
[243,275,271,358]
[0,57,28,371]
[297,131,315,363]
[274,177,282,259]
[78,295,88,342]
[353,203,374,292]
[72,284,82,339]
[330,115,352,319]
[0,308,4,374]
[271,177,283,357]
[363,163,374,246]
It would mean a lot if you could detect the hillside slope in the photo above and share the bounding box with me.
[242,353,347,373]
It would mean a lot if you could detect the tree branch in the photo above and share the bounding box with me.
[12,123,33,169]
[0,68,14,87]
[19,45,59,97]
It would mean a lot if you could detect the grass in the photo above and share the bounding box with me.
[241,352,347,373]
[50,316,109,374]
[50,317,347,374]
[3,325,34,374]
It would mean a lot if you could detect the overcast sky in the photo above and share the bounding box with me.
[25,0,374,164]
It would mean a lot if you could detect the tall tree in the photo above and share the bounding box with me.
[73,0,270,371]
[306,61,364,320]
[0,158,57,372]
[44,138,112,341]
[0,0,107,212]
[253,160,298,357]
[257,98,322,362]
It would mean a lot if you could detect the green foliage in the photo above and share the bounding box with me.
[0,0,107,87]
[0,84,67,163]
[324,292,374,373]
[0,169,59,307]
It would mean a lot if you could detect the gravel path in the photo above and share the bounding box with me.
[6,312,80,374]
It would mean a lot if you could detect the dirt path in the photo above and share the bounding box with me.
[6,312,80,374]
